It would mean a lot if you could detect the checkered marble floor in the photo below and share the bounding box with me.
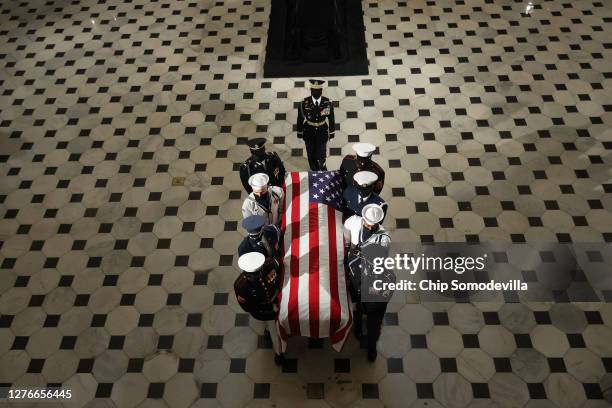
[0,0,611,406]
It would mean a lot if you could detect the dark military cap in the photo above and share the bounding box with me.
[308,79,326,89]
[247,137,267,151]
[242,214,266,234]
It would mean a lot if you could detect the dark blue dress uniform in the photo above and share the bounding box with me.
[342,186,387,220]
[342,171,388,221]
[234,255,281,321]
[239,138,286,193]
[297,79,336,171]
[238,215,281,259]
[339,143,385,194]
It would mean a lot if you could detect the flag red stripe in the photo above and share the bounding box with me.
[327,205,341,335]
[288,172,301,335]
[308,202,320,338]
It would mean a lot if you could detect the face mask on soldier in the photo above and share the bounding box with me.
[363,222,379,232]
[249,229,264,240]
[310,88,322,99]
[357,184,373,197]
[252,148,266,160]
[255,191,270,208]
[356,155,370,167]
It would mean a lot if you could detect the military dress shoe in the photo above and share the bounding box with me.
[274,353,284,366]
[367,348,377,362]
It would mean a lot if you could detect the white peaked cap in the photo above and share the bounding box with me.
[362,204,384,225]
[353,171,378,187]
[248,173,269,188]
[352,142,376,157]
[238,252,265,273]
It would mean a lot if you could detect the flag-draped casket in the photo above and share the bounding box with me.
[276,171,353,352]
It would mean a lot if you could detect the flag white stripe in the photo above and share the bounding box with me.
[318,203,330,337]
[297,172,311,336]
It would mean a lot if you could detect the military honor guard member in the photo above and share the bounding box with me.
[242,173,284,227]
[343,204,393,362]
[238,215,281,259]
[234,252,284,364]
[339,142,385,194]
[342,171,388,221]
[296,79,336,171]
[239,137,286,193]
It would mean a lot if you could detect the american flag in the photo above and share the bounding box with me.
[276,171,353,352]
[309,171,343,211]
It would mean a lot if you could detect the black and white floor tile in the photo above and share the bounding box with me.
[0,0,611,406]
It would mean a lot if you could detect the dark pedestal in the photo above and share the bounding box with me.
[263,0,368,78]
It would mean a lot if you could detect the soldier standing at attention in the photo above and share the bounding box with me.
[238,215,281,259]
[234,252,284,365]
[241,173,284,227]
[339,142,385,194]
[239,137,286,193]
[343,204,392,362]
[297,79,336,171]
